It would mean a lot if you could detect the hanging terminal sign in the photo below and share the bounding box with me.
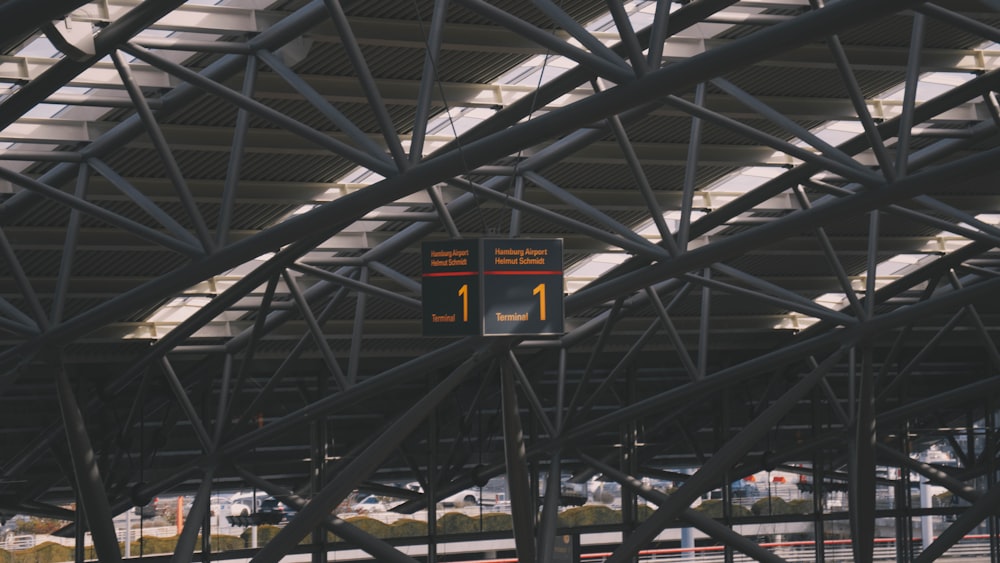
[422,238,564,337]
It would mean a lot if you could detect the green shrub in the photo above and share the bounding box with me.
[558,504,620,528]
[135,535,178,555]
[787,499,813,514]
[693,500,751,518]
[207,534,246,551]
[481,512,513,532]
[342,517,391,539]
[17,542,72,563]
[389,518,427,538]
[242,524,282,546]
[437,513,477,535]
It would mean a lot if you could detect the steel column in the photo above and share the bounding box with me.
[235,467,422,563]
[697,268,710,379]
[172,468,215,562]
[580,454,788,563]
[501,358,537,563]
[54,361,122,563]
[914,480,1000,562]
[249,340,508,563]
[603,350,845,563]
[849,345,876,563]
[537,452,561,563]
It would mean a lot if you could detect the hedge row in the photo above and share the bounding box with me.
[750,497,814,516]
[0,534,248,562]
[0,501,810,560]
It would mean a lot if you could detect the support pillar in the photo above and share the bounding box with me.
[811,389,826,563]
[502,360,537,563]
[849,345,877,563]
[681,525,695,559]
[311,368,329,563]
[919,471,933,551]
[54,360,122,563]
[986,402,997,563]
[311,418,328,563]
[428,387,438,563]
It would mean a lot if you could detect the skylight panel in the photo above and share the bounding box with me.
[773,65,999,331]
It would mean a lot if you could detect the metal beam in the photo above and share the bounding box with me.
[54,360,122,563]
[249,340,508,563]
[580,453,789,563]
[502,358,537,563]
[603,350,844,563]
[0,0,928,372]
[235,467,421,563]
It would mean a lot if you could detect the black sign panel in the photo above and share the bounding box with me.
[422,238,563,337]
[482,238,563,336]
[421,239,481,336]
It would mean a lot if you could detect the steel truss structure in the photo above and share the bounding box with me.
[2,1,1000,562]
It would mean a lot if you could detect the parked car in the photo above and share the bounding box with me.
[257,497,294,524]
[183,498,231,519]
[440,489,490,508]
[350,495,399,513]
[730,480,760,499]
[229,491,265,517]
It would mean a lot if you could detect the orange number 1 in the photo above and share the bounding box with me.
[533,283,546,321]
[458,284,469,322]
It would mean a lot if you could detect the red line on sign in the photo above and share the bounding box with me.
[483,270,563,276]
[422,271,477,277]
